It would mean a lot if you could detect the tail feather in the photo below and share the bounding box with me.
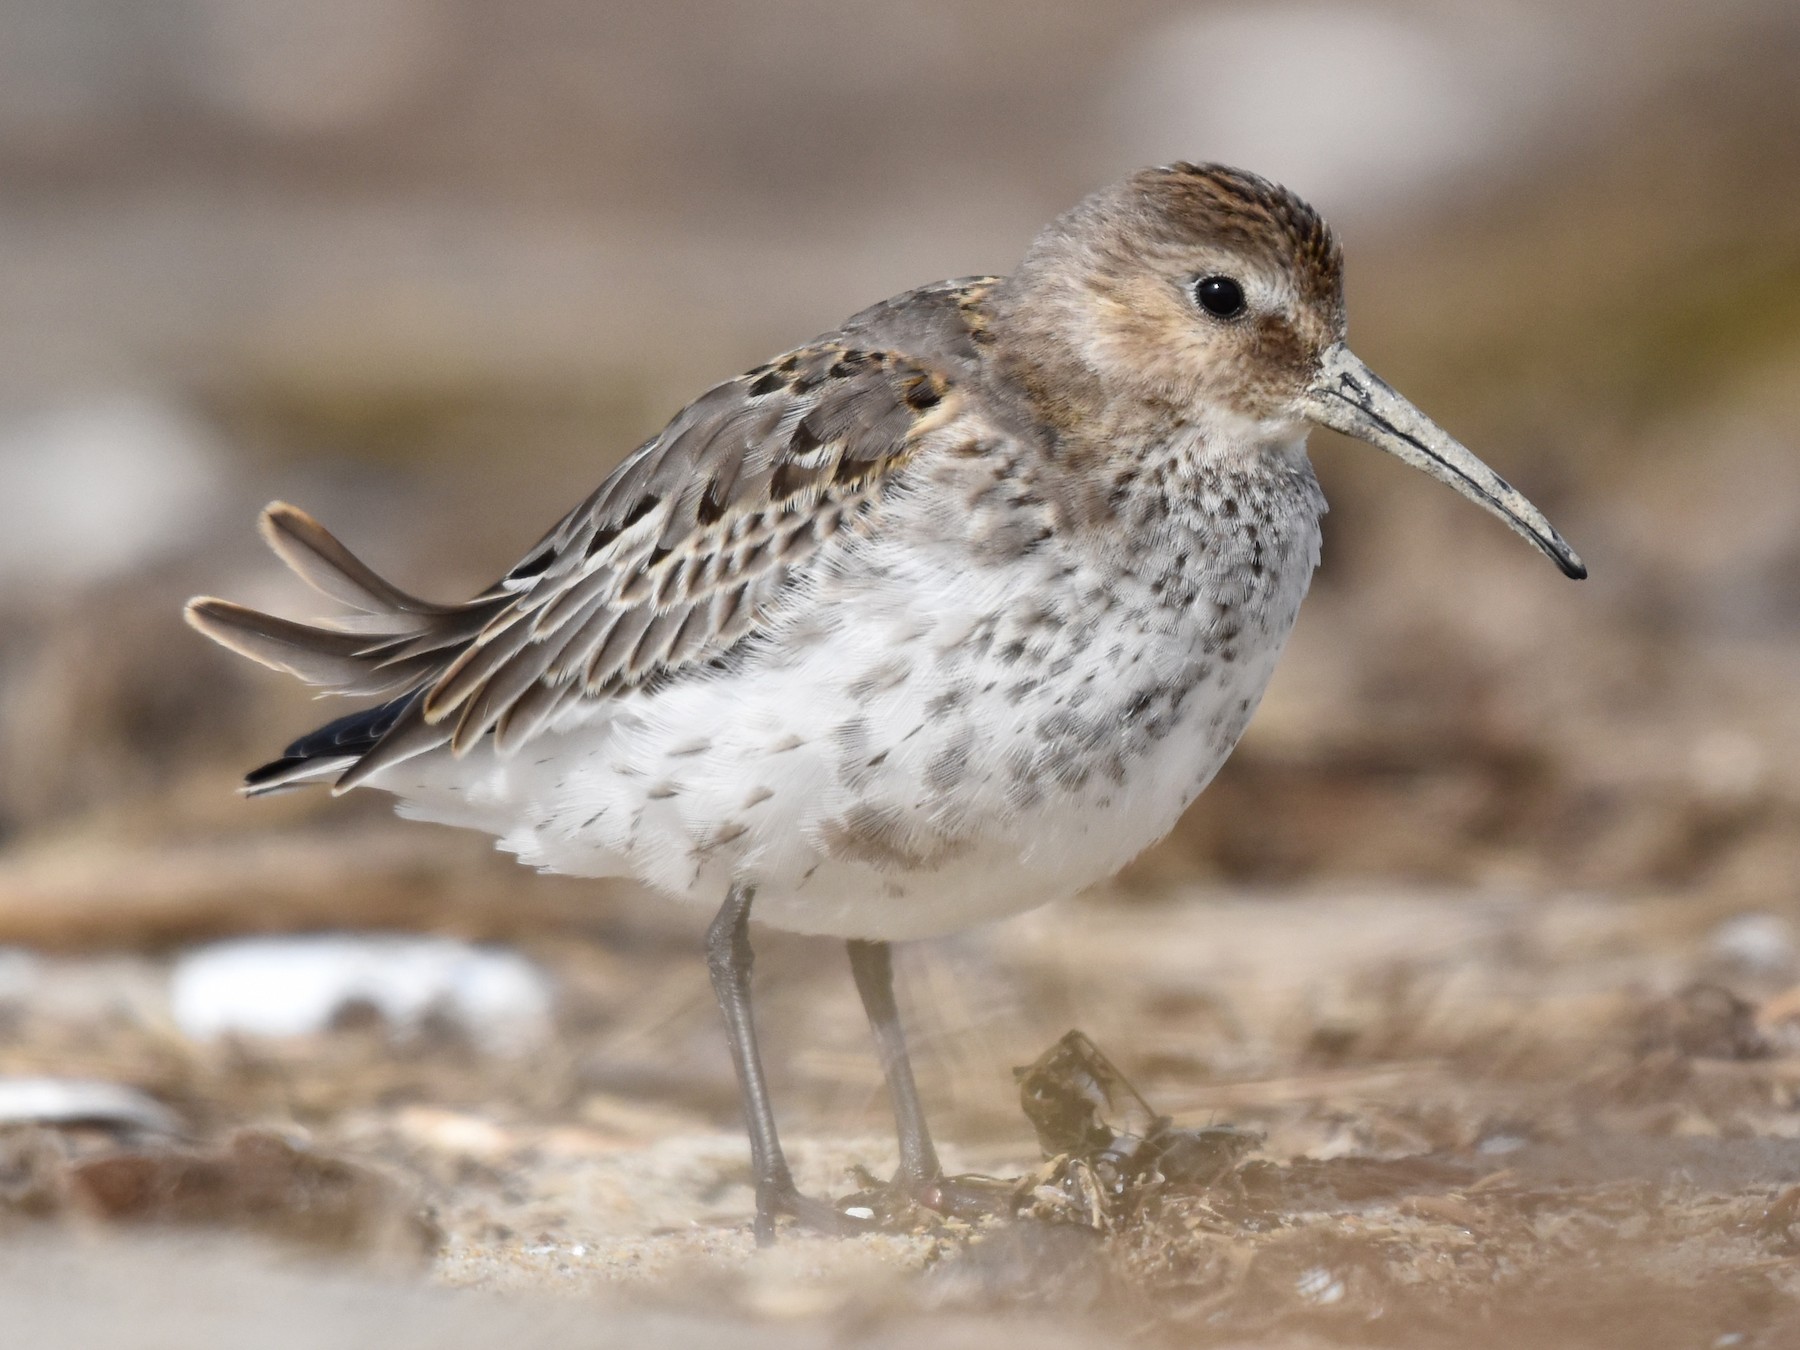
[243,694,416,795]
[368,608,502,668]
[330,704,459,792]
[184,598,385,687]
[258,503,450,616]
[187,502,511,790]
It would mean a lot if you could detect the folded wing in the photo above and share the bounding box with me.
[187,339,966,793]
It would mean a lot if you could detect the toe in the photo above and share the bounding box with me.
[754,1183,878,1242]
[911,1172,1018,1221]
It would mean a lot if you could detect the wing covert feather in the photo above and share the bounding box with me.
[337,337,968,785]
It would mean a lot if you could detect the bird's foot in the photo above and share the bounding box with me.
[754,1179,877,1245]
[839,1167,1020,1230]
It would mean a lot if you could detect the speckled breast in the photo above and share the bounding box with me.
[412,449,1327,939]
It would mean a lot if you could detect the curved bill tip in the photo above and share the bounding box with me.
[1304,344,1587,582]
[1513,514,1588,581]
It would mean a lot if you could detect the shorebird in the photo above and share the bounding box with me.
[187,163,1584,1242]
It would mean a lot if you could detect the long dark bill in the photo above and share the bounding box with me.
[1303,344,1586,580]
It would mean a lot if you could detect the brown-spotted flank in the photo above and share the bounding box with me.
[187,163,1584,1244]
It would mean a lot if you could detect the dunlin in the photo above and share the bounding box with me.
[188,163,1584,1241]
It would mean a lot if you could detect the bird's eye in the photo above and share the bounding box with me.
[1193,275,1246,319]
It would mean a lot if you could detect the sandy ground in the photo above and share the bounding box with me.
[5,877,1800,1348]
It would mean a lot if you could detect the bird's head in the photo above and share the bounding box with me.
[996,162,1585,579]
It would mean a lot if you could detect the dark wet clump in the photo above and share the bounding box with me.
[1013,1030,1262,1225]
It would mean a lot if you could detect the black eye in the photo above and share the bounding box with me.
[1194,275,1245,318]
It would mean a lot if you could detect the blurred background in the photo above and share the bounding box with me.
[2,1,1799,1343]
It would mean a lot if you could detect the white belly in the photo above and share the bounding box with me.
[379,495,1320,939]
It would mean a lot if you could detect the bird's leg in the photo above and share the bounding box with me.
[847,938,943,1190]
[706,884,864,1243]
[847,938,1017,1221]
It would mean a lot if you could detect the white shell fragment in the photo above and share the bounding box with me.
[169,935,554,1056]
[1296,1266,1347,1305]
[0,1078,182,1135]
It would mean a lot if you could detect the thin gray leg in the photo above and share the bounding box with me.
[706,884,863,1243]
[847,937,942,1187]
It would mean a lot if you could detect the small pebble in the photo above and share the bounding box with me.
[1709,913,1796,975]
